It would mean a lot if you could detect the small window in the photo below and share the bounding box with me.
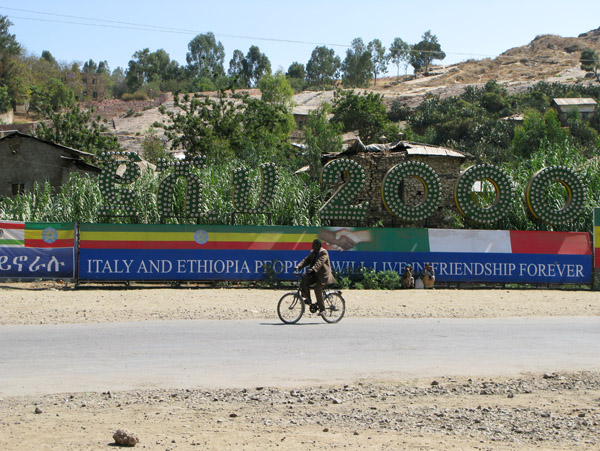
[12,183,25,195]
[92,78,97,85]
[93,91,98,99]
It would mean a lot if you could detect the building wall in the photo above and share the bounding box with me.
[555,105,597,124]
[326,152,464,228]
[81,73,108,102]
[0,135,95,197]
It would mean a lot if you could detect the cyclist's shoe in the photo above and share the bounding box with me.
[319,310,327,317]
[303,298,311,304]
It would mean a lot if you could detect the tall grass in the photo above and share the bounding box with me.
[500,141,600,232]
[0,162,324,226]
[0,174,102,222]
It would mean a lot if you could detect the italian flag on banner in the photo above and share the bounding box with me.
[0,221,25,247]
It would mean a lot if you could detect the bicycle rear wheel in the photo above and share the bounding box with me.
[321,291,345,323]
[277,292,305,324]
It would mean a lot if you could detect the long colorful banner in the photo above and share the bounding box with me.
[0,221,76,279]
[77,224,593,284]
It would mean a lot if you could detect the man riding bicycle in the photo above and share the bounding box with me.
[295,239,336,317]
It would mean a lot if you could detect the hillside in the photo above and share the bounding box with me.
[108,28,600,153]
[370,26,600,108]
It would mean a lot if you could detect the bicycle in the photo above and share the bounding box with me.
[277,274,346,324]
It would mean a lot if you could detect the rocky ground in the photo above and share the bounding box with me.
[0,283,599,449]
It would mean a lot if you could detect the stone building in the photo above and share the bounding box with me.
[0,131,100,197]
[323,140,470,228]
[81,73,108,102]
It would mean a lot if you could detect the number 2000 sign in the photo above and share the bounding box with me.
[97,153,587,226]
[319,158,587,225]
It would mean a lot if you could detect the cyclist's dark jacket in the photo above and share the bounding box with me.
[297,248,336,286]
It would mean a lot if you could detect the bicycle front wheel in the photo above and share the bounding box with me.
[321,291,346,323]
[277,292,305,324]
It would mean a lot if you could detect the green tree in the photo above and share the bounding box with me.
[157,89,293,165]
[331,89,390,143]
[306,46,341,88]
[287,62,305,80]
[141,127,169,164]
[566,108,600,155]
[258,71,294,107]
[0,16,25,107]
[409,30,446,73]
[25,53,62,86]
[41,50,58,67]
[35,105,120,154]
[1,55,30,105]
[389,37,410,79]
[0,84,10,113]
[242,45,271,87]
[157,91,241,162]
[228,49,245,86]
[186,32,225,79]
[304,103,342,180]
[29,78,75,116]
[238,95,295,164]
[286,61,306,92]
[367,39,389,86]
[97,61,109,74]
[125,48,181,93]
[0,16,21,57]
[580,48,600,82]
[110,67,127,99]
[82,59,98,74]
[512,109,569,158]
[341,38,373,88]
[64,62,84,100]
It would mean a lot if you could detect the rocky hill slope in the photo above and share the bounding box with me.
[371,27,600,107]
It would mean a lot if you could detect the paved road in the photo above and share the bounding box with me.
[1,317,599,396]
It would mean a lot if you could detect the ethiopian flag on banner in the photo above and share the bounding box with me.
[24,222,75,248]
[79,223,319,250]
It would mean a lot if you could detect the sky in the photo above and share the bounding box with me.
[2,1,600,75]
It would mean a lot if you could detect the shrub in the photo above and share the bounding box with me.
[334,267,401,289]
[121,91,150,101]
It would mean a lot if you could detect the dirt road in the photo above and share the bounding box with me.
[0,283,599,450]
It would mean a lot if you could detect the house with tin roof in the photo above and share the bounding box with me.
[552,98,597,124]
[0,131,100,197]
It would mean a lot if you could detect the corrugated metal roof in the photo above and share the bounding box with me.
[1,131,96,157]
[392,141,467,159]
[553,98,597,106]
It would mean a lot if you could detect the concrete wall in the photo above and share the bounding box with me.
[0,135,96,197]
